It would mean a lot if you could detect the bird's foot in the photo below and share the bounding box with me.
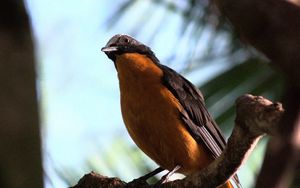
[152,165,181,187]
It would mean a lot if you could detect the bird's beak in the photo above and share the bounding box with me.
[101,46,118,52]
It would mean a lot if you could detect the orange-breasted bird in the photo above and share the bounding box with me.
[101,34,241,188]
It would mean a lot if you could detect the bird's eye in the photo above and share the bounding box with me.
[123,38,130,43]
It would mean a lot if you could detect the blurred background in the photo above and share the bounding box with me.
[24,0,283,187]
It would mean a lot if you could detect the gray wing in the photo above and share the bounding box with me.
[159,65,241,187]
[160,65,226,158]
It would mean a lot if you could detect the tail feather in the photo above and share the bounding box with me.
[232,174,242,188]
[219,174,242,188]
[219,181,234,188]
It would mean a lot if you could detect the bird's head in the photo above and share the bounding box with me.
[101,34,158,63]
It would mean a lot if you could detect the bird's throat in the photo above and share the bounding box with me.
[115,53,163,82]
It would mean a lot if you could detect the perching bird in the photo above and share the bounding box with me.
[101,34,241,188]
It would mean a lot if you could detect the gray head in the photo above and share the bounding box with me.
[101,34,158,62]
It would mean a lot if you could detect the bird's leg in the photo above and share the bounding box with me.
[127,167,164,187]
[152,165,181,188]
[158,165,181,185]
[137,167,164,181]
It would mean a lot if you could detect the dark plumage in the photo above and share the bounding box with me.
[102,34,241,188]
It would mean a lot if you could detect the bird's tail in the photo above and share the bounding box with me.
[232,174,242,188]
[219,178,242,188]
[219,181,233,188]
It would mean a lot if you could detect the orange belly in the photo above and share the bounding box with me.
[116,53,212,174]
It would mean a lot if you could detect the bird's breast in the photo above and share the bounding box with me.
[115,53,212,173]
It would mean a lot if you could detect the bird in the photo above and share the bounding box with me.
[101,34,241,188]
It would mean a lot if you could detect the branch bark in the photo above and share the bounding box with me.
[72,94,284,188]
[212,0,300,187]
[255,87,300,188]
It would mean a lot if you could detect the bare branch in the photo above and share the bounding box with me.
[72,94,284,188]
[71,172,126,188]
[255,88,300,188]
[211,1,300,187]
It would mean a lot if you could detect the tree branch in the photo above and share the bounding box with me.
[255,87,300,188]
[211,0,300,187]
[72,94,284,188]
[71,172,126,188]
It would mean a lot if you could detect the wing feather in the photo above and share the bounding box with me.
[159,65,226,158]
[159,65,241,187]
